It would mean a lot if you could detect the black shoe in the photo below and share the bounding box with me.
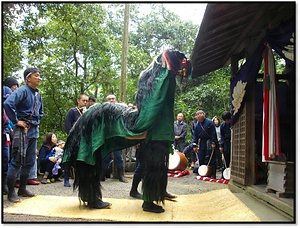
[119,176,128,183]
[55,178,63,182]
[164,192,177,200]
[88,199,112,209]
[142,202,165,213]
[8,191,20,203]
[100,176,105,182]
[18,189,36,197]
[130,190,142,199]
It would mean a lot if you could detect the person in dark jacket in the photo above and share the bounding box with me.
[2,77,19,194]
[100,94,128,183]
[65,94,88,135]
[182,142,199,170]
[192,110,218,179]
[39,132,62,184]
[173,113,187,152]
[4,77,19,92]
[64,94,88,187]
[3,68,43,202]
[220,111,232,179]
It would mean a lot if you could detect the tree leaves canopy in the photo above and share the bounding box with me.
[3,3,231,145]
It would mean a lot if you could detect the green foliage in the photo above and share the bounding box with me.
[3,3,286,145]
[2,4,24,77]
[130,4,198,57]
[174,67,231,143]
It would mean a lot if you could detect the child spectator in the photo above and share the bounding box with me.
[51,140,65,176]
[54,140,65,161]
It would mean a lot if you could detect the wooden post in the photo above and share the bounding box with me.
[120,4,130,102]
[113,4,130,178]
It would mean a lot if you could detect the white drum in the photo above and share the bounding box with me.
[223,168,231,180]
[168,151,188,171]
[198,165,212,177]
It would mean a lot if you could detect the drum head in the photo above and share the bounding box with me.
[198,165,208,176]
[168,152,180,170]
[223,168,231,180]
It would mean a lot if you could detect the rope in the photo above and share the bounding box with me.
[168,169,190,178]
[196,176,229,184]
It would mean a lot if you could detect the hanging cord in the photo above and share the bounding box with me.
[222,153,227,169]
[207,147,214,166]
[195,151,199,164]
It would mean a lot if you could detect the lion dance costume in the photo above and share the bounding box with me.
[63,49,191,213]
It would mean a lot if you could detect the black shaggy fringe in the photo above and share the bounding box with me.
[136,55,163,110]
[142,140,169,204]
[65,102,139,166]
[74,148,103,206]
[63,50,190,207]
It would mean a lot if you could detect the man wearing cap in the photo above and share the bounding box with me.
[3,67,44,202]
[182,142,199,171]
[4,77,19,91]
[192,110,218,178]
[3,77,19,100]
[3,77,40,187]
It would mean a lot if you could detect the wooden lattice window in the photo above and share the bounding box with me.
[230,91,256,186]
[231,108,247,185]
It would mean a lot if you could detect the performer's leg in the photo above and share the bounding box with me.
[142,141,169,213]
[164,191,176,200]
[75,151,111,209]
[130,175,142,199]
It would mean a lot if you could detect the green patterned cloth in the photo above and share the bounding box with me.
[63,54,175,166]
[62,50,190,207]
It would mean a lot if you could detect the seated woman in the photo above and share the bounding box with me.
[38,132,62,184]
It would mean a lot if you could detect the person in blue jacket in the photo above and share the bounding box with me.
[219,111,232,179]
[192,110,218,178]
[182,142,199,171]
[3,68,43,202]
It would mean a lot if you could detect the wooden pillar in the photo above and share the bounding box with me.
[230,55,238,77]
[120,4,130,102]
[229,55,256,186]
